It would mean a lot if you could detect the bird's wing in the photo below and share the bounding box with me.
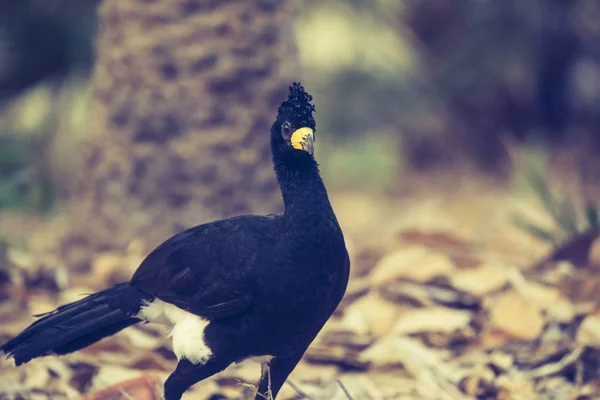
[129,216,272,320]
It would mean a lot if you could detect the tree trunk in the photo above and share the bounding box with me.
[60,0,299,268]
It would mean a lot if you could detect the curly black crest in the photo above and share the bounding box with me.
[278,82,316,126]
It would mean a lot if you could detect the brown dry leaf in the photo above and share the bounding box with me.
[507,269,575,323]
[460,364,495,397]
[129,353,174,371]
[525,283,575,323]
[333,309,369,338]
[80,335,132,357]
[359,337,409,368]
[421,326,478,349]
[488,351,514,373]
[19,363,52,391]
[535,377,579,400]
[370,246,456,286]
[91,252,129,285]
[274,383,305,400]
[450,263,509,296]
[180,379,221,400]
[396,229,479,267]
[6,247,36,271]
[319,329,375,350]
[338,276,370,310]
[3,358,79,398]
[217,361,260,386]
[588,236,600,268]
[368,373,417,398]
[290,360,339,383]
[394,307,472,335]
[380,282,435,306]
[27,294,59,316]
[361,337,469,400]
[120,325,166,350]
[69,361,99,393]
[478,328,516,349]
[381,282,479,310]
[523,347,582,379]
[488,291,545,341]
[314,374,383,400]
[352,247,385,278]
[341,292,400,337]
[59,287,96,305]
[89,366,147,391]
[496,375,538,400]
[0,302,34,335]
[304,344,368,370]
[576,314,600,349]
[82,374,161,400]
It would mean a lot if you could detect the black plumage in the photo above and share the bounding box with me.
[0,82,350,400]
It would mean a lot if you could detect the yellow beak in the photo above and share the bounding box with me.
[290,127,314,155]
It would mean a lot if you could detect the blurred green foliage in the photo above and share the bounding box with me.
[0,134,55,212]
[513,153,599,246]
[1,0,600,215]
[319,132,400,193]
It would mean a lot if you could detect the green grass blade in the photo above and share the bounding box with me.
[512,214,557,245]
[585,202,600,230]
[555,197,580,235]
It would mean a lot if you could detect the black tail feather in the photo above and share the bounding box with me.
[53,318,139,355]
[0,282,146,366]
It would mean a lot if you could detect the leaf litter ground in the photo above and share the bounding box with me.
[1,183,600,400]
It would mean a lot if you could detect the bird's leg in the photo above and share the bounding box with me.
[255,351,305,400]
[258,362,272,399]
[162,358,231,400]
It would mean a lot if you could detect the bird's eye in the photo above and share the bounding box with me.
[281,122,292,138]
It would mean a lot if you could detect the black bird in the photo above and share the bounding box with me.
[1,83,350,400]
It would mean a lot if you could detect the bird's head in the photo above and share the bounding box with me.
[271,82,316,158]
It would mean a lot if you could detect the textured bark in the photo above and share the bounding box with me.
[61,0,300,268]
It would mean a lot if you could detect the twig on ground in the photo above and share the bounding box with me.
[118,388,134,400]
[524,347,584,379]
[336,379,354,400]
[286,380,314,400]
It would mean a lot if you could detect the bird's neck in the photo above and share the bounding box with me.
[274,155,334,219]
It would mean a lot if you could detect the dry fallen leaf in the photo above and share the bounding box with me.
[496,375,538,400]
[290,360,339,383]
[576,314,600,349]
[488,291,545,341]
[460,363,495,397]
[304,343,368,370]
[488,351,514,373]
[341,292,400,337]
[451,263,509,297]
[362,337,469,400]
[370,246,456,286]
[120,325,166,350]
[395,229,479,267]
[588,236,600,268]
[315,374,384,400]
[88,365,148,392]
[82,375,161,400]
[394,307,472,335]
[508,269,575,323]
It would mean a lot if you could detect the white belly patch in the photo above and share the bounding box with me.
[136,299,213,365]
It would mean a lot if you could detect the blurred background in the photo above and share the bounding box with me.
[2,0,600,399]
